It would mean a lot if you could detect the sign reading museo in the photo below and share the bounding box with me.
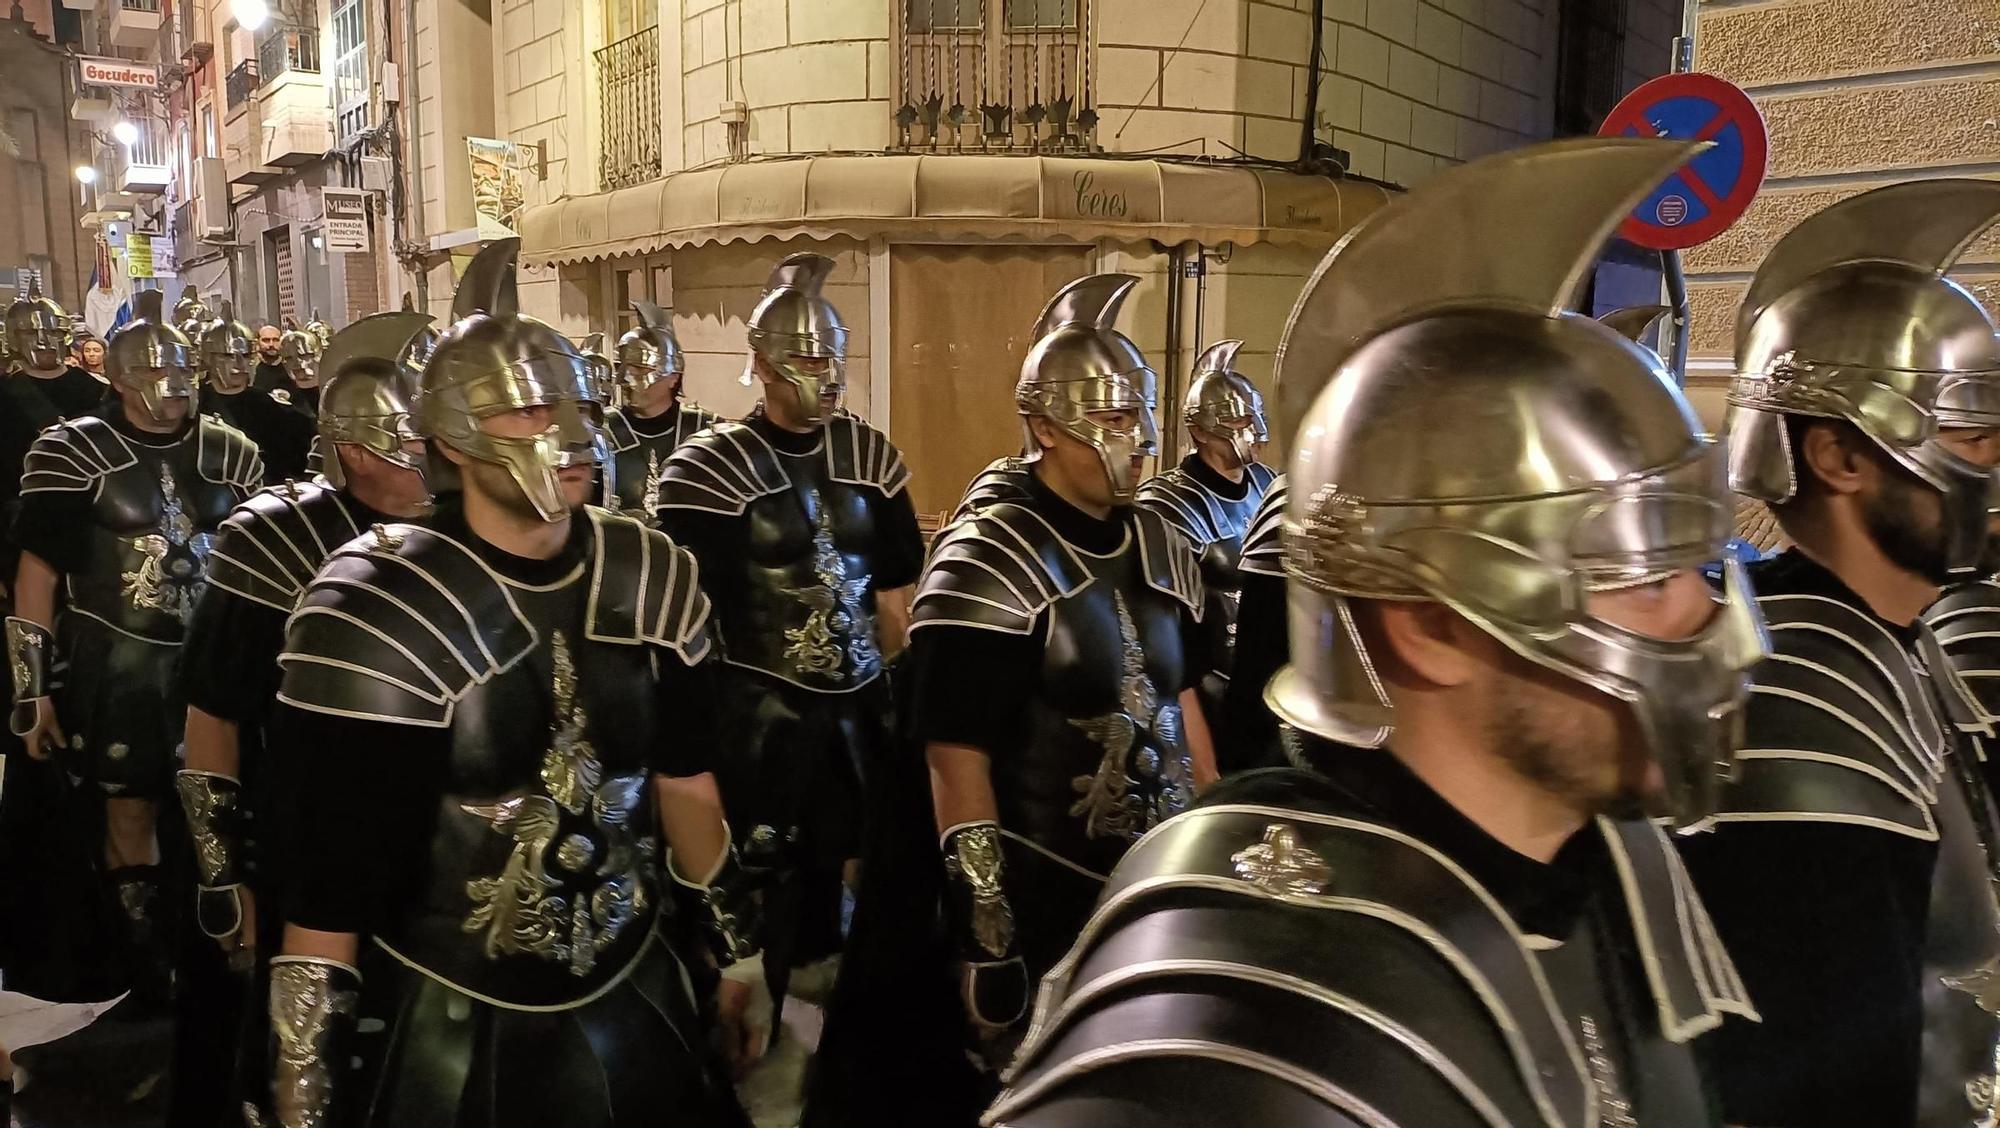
[321,188,370,254]
[77,56,160,90]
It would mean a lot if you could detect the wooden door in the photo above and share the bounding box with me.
[889,243,1095,521]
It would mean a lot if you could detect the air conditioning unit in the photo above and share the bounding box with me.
[359,155,392,193]
[196,157,233,239]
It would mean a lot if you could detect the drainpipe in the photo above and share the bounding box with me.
[1163,242,1186,465]
[1297,0,1325,165]
[1659,0,1699,383]
[403,0,428,309]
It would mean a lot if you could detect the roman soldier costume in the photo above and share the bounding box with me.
[1,280,106,584]
[1217,472,1289,773]
[911,272,1207,1042]
[602,301,719,520]
[656,253,924,1003]
[198,300,316,482]
[1135,340,1276,736]
[987,139,1767,1128]
[1682,178,2000,1128]
[264,241,755,1128]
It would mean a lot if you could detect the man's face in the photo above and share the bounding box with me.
[1938,425,2000,574]
[461,403,597,518]
[119,369,191,424]
[207,352,254,394]
[1860,460,1953,585]
[257,326,283,361]
[336,439,430,519]
[1038,408,1144,510]
[1467,569,1721,820]
[627,364,682,416]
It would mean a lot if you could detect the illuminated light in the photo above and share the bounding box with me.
[74,166,98,184]
[112,121,139,146]
[231,0,269,30]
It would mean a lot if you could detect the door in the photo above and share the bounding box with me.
[889,243,1095,520]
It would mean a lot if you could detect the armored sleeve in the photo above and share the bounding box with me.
[11,423,108,574]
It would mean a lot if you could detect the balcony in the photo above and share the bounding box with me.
[226,59,260,110]
[595,26,660,191]
[116,119,173,194]
[895,0,1097,153]
[257,25,321,87]
[108,0,162,50]
[222,92,283,185]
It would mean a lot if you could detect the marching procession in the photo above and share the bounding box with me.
[5,130,2000,1128]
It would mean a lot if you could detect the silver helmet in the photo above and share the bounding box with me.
[1726,179,2000,577]
[418,238,606,523]
[280,317,323,385]
[397,294,440,385]
[1017,274,1160,505]
[105,289,196,422]
[5,276,71,371]
[318,311,431,493]
[1597,304,1669,346]
[173,289,211,340]
[576,331,618,407]
[1182,339,1269,469]
[1269,137,1769,828]
[746,252,846,425]
[304,308,332,352]
[199,300,257,394]
[617,299,685,402]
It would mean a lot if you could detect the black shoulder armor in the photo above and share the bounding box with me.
[914,503,1201,636]
[823,413,911,499]
[278,509,713,726]
[605,407,642,453]
[1136,462,1280,549]
[988,804,1753,1128]
[1238,474,1287,578]
[19,415,135,494]
[952,456,1037,522]
[655,422,789,516]
[205,479,366,612]
[1713,592,1954,840]
[197,413,264,492]
[1927,580,2000,725]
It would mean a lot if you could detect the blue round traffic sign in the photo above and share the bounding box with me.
[1599,73,1767,251]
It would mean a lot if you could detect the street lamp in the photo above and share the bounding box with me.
[112,120,139,146]
[231,0,268,31]
[74,166,97,185]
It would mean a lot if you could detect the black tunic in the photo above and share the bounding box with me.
[200,384,316,483]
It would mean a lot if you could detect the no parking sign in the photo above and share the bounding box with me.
[1598,73,1768,250]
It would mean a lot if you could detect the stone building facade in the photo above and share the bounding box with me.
[1681,0,2000,426]
[0,1,94,312]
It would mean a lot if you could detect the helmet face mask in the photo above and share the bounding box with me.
[1183,342,1270,470]
[106,293,195,424]
[319,311,435,502]
[7,304,71,371]
[200,311,258,394]
[1268,138,1772,830]
[617,302,685,406]
[1018,275,1162,506]
[1019,365,1160,504]
[281,327,323,386]
[746,256,846,427]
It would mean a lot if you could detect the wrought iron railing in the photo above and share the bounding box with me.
[896,0,1095,152]
[257,25,321,82]
[595,26,660,191]
[119,0,162,13]
[226,59,260,108]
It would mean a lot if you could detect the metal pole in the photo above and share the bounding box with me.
[1659,0,1699,384]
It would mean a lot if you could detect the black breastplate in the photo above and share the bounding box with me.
[1001,543,1193,879]
[68,437,234,641]
[610,432,673,519]
[383,590,666,1009]
[719,455,883,692]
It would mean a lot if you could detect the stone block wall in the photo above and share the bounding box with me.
[1680,0,2000,425]
[680,0,893,167]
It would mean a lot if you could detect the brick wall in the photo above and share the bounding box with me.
[680,0,893,166]
[1680,0,2000,425]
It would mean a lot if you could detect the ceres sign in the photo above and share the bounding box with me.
[78,56,159,90]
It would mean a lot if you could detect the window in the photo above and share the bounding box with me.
[330,0,368,139]
[602,0,654,52]
[201,104,216,157]
[1554,0,1626,136]
[898,0,1093,151]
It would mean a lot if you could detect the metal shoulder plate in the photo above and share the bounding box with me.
[197,413,265,492]
[951,456,1036,522]
[1136,462,1279,549]
[1713,592,1951,840]
[913,503,1093,635]
[1131,504,1205,620]
[1238,474,1288,578]
[19,415,136,495]
[655,421,789,516]
[206,479,364,613]
[1926,580,2000,724]
[675,402,723,446]
[278,524,537,726]
[993,803,1602,1128]
[823,413,912,499]
[580,506,715,664]
[604,407,641,453]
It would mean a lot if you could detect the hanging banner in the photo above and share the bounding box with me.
[466,137,528,240]
[149,235,176,279]
[322,188,371,254]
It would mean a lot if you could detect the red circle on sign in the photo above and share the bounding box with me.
[1598,72,1767,251]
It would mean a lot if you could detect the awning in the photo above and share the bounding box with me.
[519,154,1395,267]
